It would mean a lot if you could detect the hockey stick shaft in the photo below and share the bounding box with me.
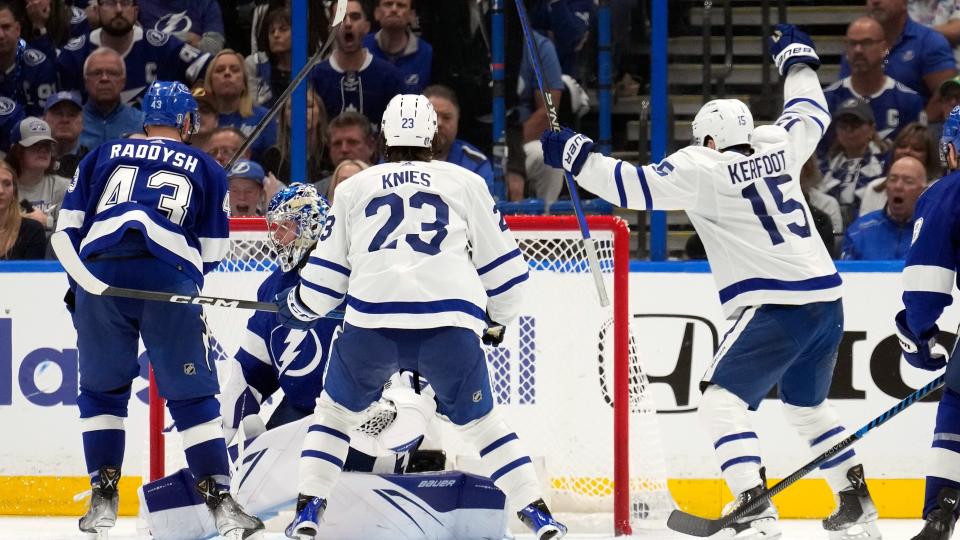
[511,0,610,307]
[225,0,348,171]
[667,374,946,537]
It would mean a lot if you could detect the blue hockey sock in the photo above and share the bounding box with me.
[78,386,131,484]
[167,396,230,488]
[926,388,960,518]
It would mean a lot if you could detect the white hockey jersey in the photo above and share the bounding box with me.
[298,160,528,333]
[575,65,841,317]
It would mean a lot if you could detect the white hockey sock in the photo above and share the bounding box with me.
[297,392,364,499]
[783,402,857,492]
[457,409,543,514]
[699,385,764,496]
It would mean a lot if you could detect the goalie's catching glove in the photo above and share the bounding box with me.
[275,285,320,330]
[770,23,820,76]
[541,127,594,176]
[895,310,947,371]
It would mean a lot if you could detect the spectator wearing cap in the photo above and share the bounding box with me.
[824,17,925,149]
[136,0,226,55]
[423,84,497,197]
[819,97,889,227]
[840,0,956,120]
[6,116,69,234]
[227,158,266,217]
[841,155,927,259]
[79,47,143,150]
[43,90,87,177]
[362,0,432,93]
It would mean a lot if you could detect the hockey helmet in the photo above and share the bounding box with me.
[381,94,437,148]
[143,81,200,135]
[691,99,754,150]
[941,105,960,167]
[266,183,330,272]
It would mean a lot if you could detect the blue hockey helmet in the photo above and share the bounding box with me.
[941,105,960,168]
[142,81,199,135]
[266,183,331,272]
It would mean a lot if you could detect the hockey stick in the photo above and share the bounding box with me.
[511,0,609,307]
[225,0,348,170]
[667,374,946,537]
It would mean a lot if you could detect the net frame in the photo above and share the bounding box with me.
[147,215,672,536]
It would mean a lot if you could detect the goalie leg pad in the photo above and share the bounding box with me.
[457,409,543,514]
[167,396,230,486]
[298,391,365,499]
[783,402,858,493]
[78,385,131,483]
[927,388,960,519]
[699,384,764,497]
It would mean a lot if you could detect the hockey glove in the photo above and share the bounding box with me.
[541,127,594,176]
[482,316,506,347]
[63,288,76,315]
[895,310,947,371]
[275,286,321,330]
[770,23,820,76]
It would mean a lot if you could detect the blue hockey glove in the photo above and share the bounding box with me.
[541,127,594,176]
[770,23,820,76]
[275,286,321,330]
[895,310,947,371]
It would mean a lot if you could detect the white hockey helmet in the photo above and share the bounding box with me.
[691,99,754,150]
[381,94,438,148]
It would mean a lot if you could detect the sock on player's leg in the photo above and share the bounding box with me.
[167,396,230,487]
[78,386,130,483]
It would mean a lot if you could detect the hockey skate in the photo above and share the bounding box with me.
[284,494,327,540]
[711,483,781,539]
[195,476,264,539]
[822,465,882,540]
[79,466,120,539]
[517,498,568,540]
[911,487,960,540]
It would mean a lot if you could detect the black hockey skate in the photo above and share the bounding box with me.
[195,476,265,539]
[911,487,960,540]
[713,472,781,539]
[823,465,882,539]
[79,466,120,539]
[517,498,567,540]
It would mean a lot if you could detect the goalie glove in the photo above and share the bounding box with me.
[541,127,595,176]
[274,285,320,330]
[895,310,947,371]
[770,23,820,76]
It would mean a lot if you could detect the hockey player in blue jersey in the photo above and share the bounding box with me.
[895,106,960,540]
[275,94,567,540]
[542,25,881,539]
[55,80,263,539]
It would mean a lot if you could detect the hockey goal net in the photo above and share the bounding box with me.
[147,214,674,536]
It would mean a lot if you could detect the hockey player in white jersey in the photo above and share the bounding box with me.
[542,25,880,540]
[274,94,567,540]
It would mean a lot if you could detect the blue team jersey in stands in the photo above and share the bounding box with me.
[446,139,494,194]
[0,46,57,116]
[901,173,960,337]
[310,53,403,128]
[218,108,276,162]
[841,209,915,260]
[824,77,925,142]
[234,268,341,413]
[0,97,24,153]
[58,27,210,104]
[530,0,593,76]
[137,0,225,38]
[362,31,432,93]
[57,137,230,286]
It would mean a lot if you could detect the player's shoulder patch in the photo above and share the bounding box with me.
[22,48,47,67]
[64,35,86,51]
[146,29,171,47]
[69,5,87,25]
[0,97,16,116]
[912,217,924,245]
[460,143,488,165]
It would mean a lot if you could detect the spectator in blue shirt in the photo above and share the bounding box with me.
[362,0,432,93]
[840,0,957,119]
[203,48,276,161]
[842,155,927,259]
[137,0,226,55]
[423,84,497,197]
[79,47,143,149]
[530,0,594,78]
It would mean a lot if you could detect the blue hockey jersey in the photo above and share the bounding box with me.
[232,268,341,415]
[56,137,230,286]
[0,46,57,116]
[901,173,960,337]
[0,96,24,153]
[57,27,210,104]
[824,77,925,143]
[138,0,225,39]
[361,31,432,93]
[310,53,403,128]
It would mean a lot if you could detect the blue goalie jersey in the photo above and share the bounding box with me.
[56,137,230,287]
[232,268,341,415]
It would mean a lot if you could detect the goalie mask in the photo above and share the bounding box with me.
[266,184,330,272]
[692,98,753,150]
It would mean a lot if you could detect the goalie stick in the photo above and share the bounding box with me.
[667,374,946,537]
[511,0,610,307]
[225,0,348,170]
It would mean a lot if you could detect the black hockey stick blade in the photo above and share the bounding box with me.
[668,374,946,537]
